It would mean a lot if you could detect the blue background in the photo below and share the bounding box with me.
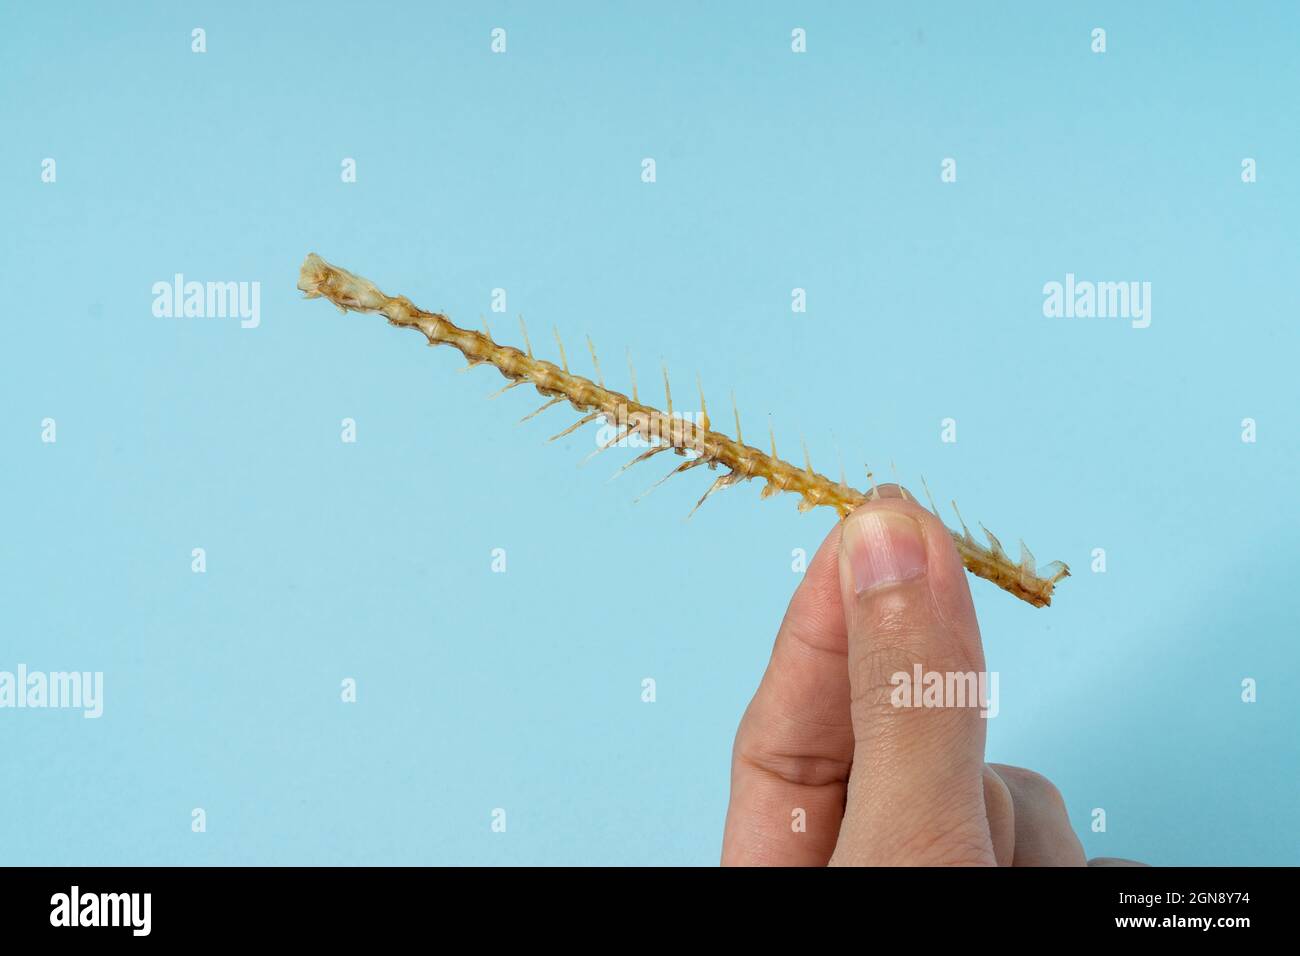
[2,1,1296,865]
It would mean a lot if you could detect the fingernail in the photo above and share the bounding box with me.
[846,510,928,593]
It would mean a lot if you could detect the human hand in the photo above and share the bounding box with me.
[721,486,1144,866]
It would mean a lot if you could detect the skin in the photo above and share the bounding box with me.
[722,486,1146,867]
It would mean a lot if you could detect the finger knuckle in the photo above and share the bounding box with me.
[734,742,852,790]
[996,765,1067,810]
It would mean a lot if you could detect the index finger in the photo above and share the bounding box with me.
[721,520,855,866]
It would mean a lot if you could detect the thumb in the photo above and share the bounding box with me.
[829,487,996,866]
